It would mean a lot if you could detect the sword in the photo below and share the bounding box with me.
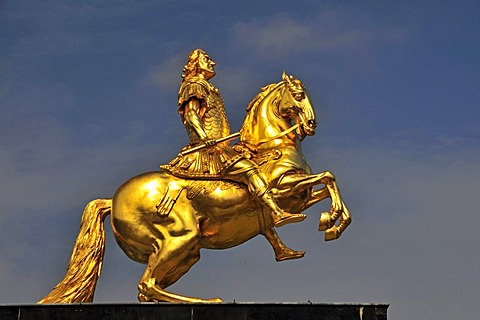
[178,132,241,157]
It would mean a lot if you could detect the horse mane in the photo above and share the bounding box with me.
[246,81,284,113]
[241,81,285,148]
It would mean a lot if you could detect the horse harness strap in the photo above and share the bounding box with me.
[247,123,300,145]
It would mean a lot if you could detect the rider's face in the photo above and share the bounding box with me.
[198,52,216,79]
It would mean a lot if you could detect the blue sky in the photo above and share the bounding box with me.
[1,1,479,319]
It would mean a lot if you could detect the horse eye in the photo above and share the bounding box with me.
[293,92,304,101]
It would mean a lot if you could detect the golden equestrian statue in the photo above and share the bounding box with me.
[38,49,351,304]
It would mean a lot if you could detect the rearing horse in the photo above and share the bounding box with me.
[38,73,351,304]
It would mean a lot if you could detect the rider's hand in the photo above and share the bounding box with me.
[204,138,217,147]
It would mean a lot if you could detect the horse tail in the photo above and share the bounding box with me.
[38,198,112,303]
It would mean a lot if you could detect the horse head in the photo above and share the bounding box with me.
[241,72,317,148]
[279,71,317,138]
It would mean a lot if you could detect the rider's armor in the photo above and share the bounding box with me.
[161,76,244,179]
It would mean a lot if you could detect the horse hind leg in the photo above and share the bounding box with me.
[137,236,222,303]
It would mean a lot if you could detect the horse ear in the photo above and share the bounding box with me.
[282,71,290,83]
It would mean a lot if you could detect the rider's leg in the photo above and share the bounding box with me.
[225,159,306,227]
[263,228,305,262]
[257,183,306,227]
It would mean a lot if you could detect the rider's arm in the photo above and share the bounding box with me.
[183,98,215,146]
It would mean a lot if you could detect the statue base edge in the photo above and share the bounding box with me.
[0,302,389,320]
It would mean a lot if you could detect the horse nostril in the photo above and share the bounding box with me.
[308,119,317,128]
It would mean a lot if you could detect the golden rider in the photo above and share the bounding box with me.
[161,48,306,227]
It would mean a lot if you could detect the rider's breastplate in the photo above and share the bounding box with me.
[186,84,230,144]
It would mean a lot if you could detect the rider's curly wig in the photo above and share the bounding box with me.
[181,48,204,80]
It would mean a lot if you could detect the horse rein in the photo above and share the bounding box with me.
[253,123,301,144]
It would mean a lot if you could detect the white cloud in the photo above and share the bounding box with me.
[231,10,407,58]
[215,66,265,129]
[144,53,185,94]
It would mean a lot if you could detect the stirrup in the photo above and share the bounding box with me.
[273,212,306,227]
[275,248,306,262]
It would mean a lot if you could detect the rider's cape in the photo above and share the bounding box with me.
[161,77,244,179]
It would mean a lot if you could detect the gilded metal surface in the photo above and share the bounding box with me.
[39,49,351,304]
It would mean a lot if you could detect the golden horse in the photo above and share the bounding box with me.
[39,73,351,304]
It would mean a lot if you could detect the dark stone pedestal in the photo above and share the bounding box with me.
[0,302,388,320]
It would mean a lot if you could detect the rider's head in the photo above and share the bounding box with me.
[182,49,216,80]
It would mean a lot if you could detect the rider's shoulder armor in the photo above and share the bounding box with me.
[179,77,230,142]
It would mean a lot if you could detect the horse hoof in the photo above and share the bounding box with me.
[274,213,306,227]
[138,293,152,302]
[325,226,340,241]
[318,212,332,231]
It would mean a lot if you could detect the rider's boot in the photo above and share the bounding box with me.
[261,191,306,227]
[241,166,306,227]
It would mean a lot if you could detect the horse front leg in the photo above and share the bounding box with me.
[301,187,338,232]
[277,172,343,219]
[325,199,351,241]
[309,174,351,240]
[302,187,330,209]
[276,172,331,197]
[277,172,351,240]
